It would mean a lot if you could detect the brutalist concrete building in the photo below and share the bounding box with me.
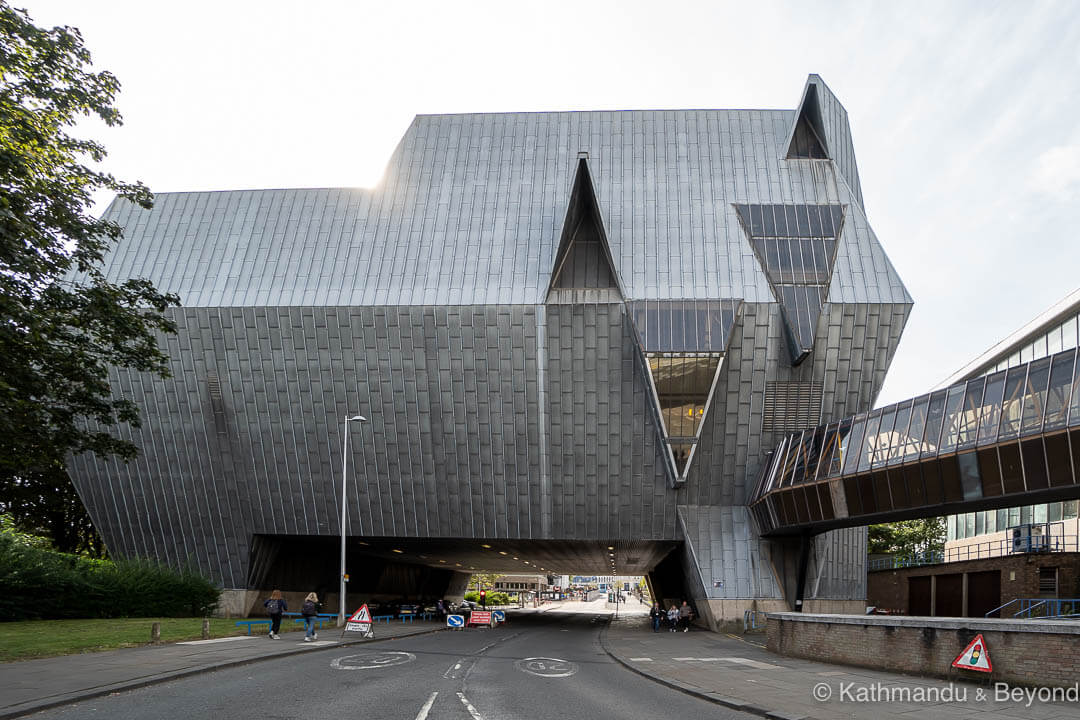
[69,75,911,627]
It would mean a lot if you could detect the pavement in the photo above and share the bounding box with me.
[0,618,445,719]
[599,613,1080,720]
[4,603,1079,720]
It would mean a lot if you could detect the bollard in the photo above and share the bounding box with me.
[202,618,210,640]
[151,622,161,645]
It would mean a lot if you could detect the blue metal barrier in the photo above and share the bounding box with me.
[985,598,1080,619]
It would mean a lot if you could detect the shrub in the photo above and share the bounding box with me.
[463,591,479,603]
[0,530,219,620]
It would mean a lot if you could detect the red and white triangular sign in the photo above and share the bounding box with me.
[348,604,371,623]
[951,634,992,672]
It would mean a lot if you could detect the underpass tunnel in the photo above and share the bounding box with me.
[244,535,682,617]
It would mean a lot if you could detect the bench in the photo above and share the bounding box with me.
[235,619,271,635]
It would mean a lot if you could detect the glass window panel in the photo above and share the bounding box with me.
[956,378,985,448]
[1048,326,1063,354]
[922,390,948,457]
[977,371,1007,444]
[648,355,720,441]
[815,423,840,480]
[1034,504,1048,523]
[842,414,867,475]
[1069,347,1080,426]
[1065,500,1079,520]
[1008,506,1020,527]
[1021,506,1032,525]
[668,307,685,353]
[857,411,882,473]
[762,204,775,237]
[1062,316,1078,350]
[946,514,956,541]
[826,419,852,478]
[986,509,997,534]
[965,513,975,537]
[804,426,827,483]
[749,204,763,236]
[888,401,912,465]
[1020,356,1052,435]
[904,395,929,460]
[785,206,799,239]
[873,408,897,468]
[646,304,660,350]
[975,512,984,535]
[939,384,967,453]
[1049,502,1063,522]
[1044,349,1076,430]
[996,508,1007,531]
[807,205,823,236]
[999,365,1028,438]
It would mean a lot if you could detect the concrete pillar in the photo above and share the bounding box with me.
[151,622,161,644]
[930,575,937,616]
[202,618,210,639]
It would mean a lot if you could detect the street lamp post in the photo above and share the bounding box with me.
[338,414,367,627]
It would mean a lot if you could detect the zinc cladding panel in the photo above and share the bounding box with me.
[71,305,681,585]
[94,103,899,308]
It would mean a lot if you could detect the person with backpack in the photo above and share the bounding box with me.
[301,592,320,641]
[263,589,287,639]
[667,603,679,632]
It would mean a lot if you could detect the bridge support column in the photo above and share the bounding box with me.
[794,533,811,612]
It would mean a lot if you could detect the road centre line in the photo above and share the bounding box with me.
[414,691,438,720]
[457,692,485,720]
[629,657,653,661]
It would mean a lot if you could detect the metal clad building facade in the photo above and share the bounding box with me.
[69,75,911,625]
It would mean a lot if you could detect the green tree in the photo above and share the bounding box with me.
[868,518,946,557]
[468,572,502,593]
[0,3,178,549]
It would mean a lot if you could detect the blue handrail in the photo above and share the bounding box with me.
[985,598,1080,618]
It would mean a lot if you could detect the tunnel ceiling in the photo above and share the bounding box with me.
[323,537,681,576]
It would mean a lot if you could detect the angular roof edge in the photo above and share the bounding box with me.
[937,286,1080,387]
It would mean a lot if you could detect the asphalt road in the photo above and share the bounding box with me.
[31,612,754,720]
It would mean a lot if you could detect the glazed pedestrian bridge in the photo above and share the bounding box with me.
[750,347,1080,536]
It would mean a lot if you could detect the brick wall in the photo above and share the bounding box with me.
[867,553,1080,616]
[768,613,1080,687]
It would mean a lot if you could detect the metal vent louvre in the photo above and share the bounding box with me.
[762,381,823,433]
[206,371,227,434]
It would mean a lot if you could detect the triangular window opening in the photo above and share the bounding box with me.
[546,158,623,301]
[787,84,829,160]
[646,354,724,482]
[551,214,618,290]
[735,203,844,364]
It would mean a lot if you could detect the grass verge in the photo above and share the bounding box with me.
[0,617,304,662]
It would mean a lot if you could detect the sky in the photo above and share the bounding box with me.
[18,0,1080,407]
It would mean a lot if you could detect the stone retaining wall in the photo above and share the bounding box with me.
[767,613,1080,687]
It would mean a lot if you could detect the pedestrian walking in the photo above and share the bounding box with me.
[301,592,320,641]
[679,600,693,632]
[667,603,679,632]
[263,589,287,639]
[649,602,663,632]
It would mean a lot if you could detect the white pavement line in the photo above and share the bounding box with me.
[672,657,697,661]
[443,660,464,679]
[457,692,484,720]
[414,691,438,720]
[176,636,258,645]
[722,657,783,670]
[628,657,653,662]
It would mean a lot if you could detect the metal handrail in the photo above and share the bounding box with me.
[986,597,1080,619]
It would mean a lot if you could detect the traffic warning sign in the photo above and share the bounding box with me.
[345,604,374,637]
[951,633,992,672]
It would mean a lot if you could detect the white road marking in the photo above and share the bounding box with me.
[457,692,484,720]
[722,657,782,670]
[414,691,438,720]
[514,656,580,678]
[673,657,697,661]
[629,657,653,662]
[177,636,257,645]
[330,651,416,670]
[443,660,465,679]
[299,640,336,647]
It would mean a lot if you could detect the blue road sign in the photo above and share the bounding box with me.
[492,610,505,623]
[447,614,465,628]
